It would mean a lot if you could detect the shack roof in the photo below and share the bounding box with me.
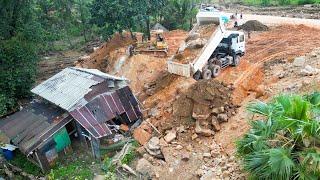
[151,23,168,32]
[70,86,141,138]
[31,67,128,111]
[0,100,72,155]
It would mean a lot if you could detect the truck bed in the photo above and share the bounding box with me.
[171,24,217,64]
[168,24,225,77]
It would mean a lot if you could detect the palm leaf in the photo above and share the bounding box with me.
[268,148,295,180]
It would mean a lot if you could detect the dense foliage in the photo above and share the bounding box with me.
[0,0,41,116]
[237,92,320,179]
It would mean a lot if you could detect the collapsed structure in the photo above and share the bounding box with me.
[0,67,142,171]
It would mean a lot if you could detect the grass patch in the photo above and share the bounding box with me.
[48,159,94,180]
[8,151,43,176]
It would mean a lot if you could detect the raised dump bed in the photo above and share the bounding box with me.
[167,11,245,79]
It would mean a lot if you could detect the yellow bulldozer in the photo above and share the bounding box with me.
[131,30,168,57]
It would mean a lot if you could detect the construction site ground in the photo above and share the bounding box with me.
[37,14,320,179]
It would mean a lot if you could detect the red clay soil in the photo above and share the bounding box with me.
[217,25,320,105]
[163,30,188,56]
[142,25,320,154]
[76,33,134,70]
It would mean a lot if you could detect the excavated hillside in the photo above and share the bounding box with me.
[37,22,320,179]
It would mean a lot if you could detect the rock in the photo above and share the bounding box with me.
[133,128,152,145]
[147,137,160,150]
[136,158,155,177]
[146,88,155,96]
[177,125,186,133]
[164,130,177,143]
[175,145,183,150]
[192,103,211,120]
[186,38,207,49]
[219,106,225,113]
[186,144,193,151]
[222,171,231,178]
[301,65,319,76]
[210,150,220,158]
[200,170,214,180]
[159,138,168,147]
[181,153,190,161]
[149,107,160,118]
[212,108,219,115]
[293,56,305,67]
[217,114,228,122]
[191,133,198,140]
[211,117,221,131]
[195,169,205,177]
[186,32,200,42]
[203,152,211,158]
[277,72,285,79]
[145,137,163,158]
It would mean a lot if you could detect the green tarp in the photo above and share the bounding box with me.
[53,128,71,152]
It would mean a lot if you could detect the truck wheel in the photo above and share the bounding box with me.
[193,71,202,80]
[210,65,221,78]
[232,55,240,66]
[202,69,212,79]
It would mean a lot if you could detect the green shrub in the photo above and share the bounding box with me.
[236,92,320,179]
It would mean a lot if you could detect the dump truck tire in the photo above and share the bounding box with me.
[202,69,212,79]
[210,65,221,78]
[232,55,240,66]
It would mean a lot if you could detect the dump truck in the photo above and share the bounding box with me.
[167,12,245,80]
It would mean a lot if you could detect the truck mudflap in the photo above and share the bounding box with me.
[167,61,191,77]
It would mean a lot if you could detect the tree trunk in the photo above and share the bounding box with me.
[145,16,151,40]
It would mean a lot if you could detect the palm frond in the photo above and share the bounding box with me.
[268,148,295,180]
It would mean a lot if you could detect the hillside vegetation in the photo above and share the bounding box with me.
[237,92,320,179]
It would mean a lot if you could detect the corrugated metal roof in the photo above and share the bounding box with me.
[0,100,70,154]
[70,86,142,138]
[31,67,127,111]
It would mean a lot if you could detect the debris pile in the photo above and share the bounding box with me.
[239,20,269,31]
[173,79,237,136]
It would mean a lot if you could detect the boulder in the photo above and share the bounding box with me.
[301,65,319,76]
[185,33,200,42]
[211,117,221,131]
[186,38,207,49]
[217,114,228,122]
[136,158,155,177]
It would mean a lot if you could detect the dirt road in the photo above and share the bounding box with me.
[242,14,320,28]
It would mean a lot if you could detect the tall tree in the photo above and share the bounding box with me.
[0,0,42,116]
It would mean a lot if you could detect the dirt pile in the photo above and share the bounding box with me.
[239,20,269,31]
[76,33,134,70]
[172,79,237,135]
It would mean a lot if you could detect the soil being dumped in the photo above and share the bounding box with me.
[239,20,269,31]
[171,24,217,64]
